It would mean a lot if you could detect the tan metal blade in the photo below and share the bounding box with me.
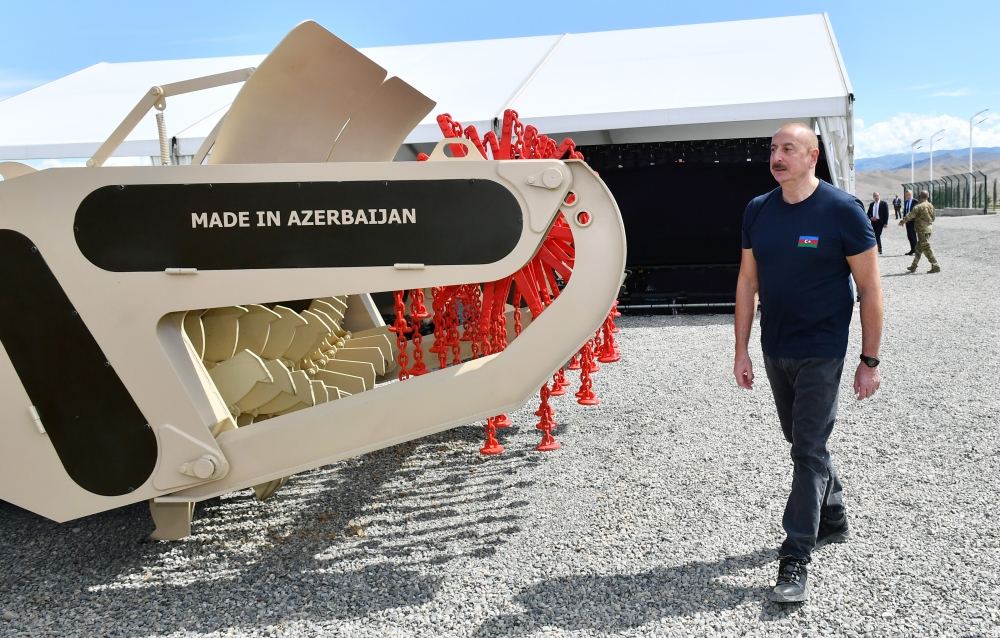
[210,21,388,164]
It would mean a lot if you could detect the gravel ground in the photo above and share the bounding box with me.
[2,214,999,637]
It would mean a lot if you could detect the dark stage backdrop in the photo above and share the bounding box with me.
[582,138,832,307]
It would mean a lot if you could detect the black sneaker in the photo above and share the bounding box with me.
[769,557,809,603]
[816,519,850,547]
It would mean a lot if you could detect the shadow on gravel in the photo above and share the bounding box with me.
[0,424,540,635]
[471,548,775,636]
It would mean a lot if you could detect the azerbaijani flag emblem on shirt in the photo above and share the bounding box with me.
[797,235,819,248]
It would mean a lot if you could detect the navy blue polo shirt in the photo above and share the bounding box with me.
[742,180,875,359]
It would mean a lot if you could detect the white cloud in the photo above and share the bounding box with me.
[901,82,940,92]
[854,112,1000,158]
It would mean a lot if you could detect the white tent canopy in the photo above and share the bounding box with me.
[0,13,854,190]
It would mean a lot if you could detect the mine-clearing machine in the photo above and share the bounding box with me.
[0,21,626,539]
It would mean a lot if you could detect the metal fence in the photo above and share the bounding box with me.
[902,171,991,210]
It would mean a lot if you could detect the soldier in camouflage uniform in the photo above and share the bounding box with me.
[898,190,940,274]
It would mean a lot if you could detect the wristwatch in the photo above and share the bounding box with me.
[860,354,880,368]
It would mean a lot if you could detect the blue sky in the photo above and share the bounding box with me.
[1,0,998,158]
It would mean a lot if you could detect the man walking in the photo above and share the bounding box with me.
[734,122,884,603]
[899,189,940,273]
[866,192,889,254]
[901,190,918,255]
[892,194,902,219]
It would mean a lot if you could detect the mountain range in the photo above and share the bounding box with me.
[856,147,1000,172]
[853,148,999,203]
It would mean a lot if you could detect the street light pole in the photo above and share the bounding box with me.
[911,138,924,185]
[929,129,946,197]
[969,108,989,207]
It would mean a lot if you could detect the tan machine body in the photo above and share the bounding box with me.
[0,21,626,539]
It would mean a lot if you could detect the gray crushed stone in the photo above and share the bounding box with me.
[1,214,999,637]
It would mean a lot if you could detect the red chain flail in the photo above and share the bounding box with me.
[491,279,511,355]
[568,350,582,370]
[538,262,554,306]
[472,285,484,358]
[534,380,554,424]
[587,331,601,375]
[388,290,410,381]
[480,417,504,455]
[463,285,483,360]
[511,114,524,159]
[464,125,489,159]
[409,289,429,376]
[482,128,499,158]
[575,341,599,406]
[436,114,468,158]
[458,285,473,341]
[498,110,516,159]
[430,287,448,370]
[446,290,462,365]
[477,284,493,358]
[435,109,579,326]
[522,125,539,159]
[535,381,560,452]
[598,311,621,363]
[549,366,567,396]
[430,108,609,451]
[411,287,429,319]
[556,137,585,160]
[488,279,512,428]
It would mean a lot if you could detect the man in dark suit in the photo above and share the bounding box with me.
[901,190,918,254]
[866,192,889,255]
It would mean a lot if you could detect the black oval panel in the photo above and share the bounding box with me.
[74,179,524,272]
[0,230,157,496]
